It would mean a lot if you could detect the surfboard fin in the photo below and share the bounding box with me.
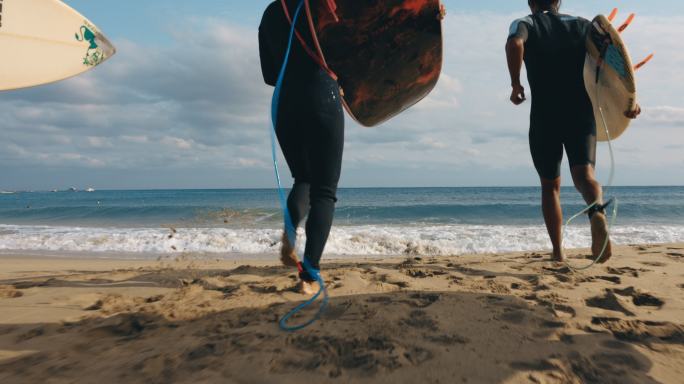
[608,8,618,22]
[634,54,654,71]
[618,14,635,33]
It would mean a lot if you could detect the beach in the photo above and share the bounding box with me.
[1,244,682,383]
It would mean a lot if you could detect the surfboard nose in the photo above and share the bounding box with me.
[95,32,116,61]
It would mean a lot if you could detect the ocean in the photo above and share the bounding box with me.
[0,187,682,258]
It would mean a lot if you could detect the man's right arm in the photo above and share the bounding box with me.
[506,20,529,105]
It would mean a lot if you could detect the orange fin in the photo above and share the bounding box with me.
[618,13,635,33]
[608,8,618,22]
[634,54,654,71]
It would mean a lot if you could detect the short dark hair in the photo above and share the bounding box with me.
[528,0,562,11]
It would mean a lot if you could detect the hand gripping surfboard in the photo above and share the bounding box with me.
[583,9,653,142]
[0,0,116,91]
[282,0,444,127]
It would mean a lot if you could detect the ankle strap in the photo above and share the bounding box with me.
[587,199,614,219]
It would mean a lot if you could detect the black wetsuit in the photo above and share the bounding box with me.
[259,1,344,280]
[509,11,596,180]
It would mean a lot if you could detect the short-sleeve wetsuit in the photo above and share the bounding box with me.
[508,11,596,180]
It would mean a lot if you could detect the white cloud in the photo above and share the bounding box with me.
[162,136,194,150]
[87,137,111,148]
[642,106,684,126]
[121,135,149,144]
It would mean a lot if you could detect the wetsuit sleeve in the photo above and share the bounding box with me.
[508,17,532,41]
[258,23,278,87]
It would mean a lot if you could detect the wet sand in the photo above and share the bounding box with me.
[1,243,683,383]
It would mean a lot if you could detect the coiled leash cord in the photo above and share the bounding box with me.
[270,0,329,332]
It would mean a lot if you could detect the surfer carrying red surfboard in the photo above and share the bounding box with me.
[505,0,641,263]
[259,1,344,295]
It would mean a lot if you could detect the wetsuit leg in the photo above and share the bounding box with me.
[275,95,311,230]
[276,70,344,281]
[529,121,564,180]
[564,125,597,169]
[287,182,310,228]
[301,71,344,280]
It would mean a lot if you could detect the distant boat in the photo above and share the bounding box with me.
[69,187,77,192]
[86,188,96,192]
[0,191,14,194]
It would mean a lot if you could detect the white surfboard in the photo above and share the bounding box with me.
[0,0,116,91]
[583,13,636,142]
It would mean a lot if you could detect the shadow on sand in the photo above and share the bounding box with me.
[0,263,668,384]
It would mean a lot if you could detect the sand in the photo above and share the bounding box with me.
[0,243,683,383]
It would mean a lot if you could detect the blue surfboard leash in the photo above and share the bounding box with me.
[270,0,329,332]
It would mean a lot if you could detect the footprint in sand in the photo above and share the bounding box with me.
[586,288,664,316]
[543,266,572,274]
[497,309,528,324]
[592,317,684,343]
[279,333,432,374]
[185,342,226,361]
[425,333,469,346]
[576,275,622,285]
[401,310,439,331]
[88,313,151,339]
[525,293,577,319]
[539,319,565,329]
[541,266,573,283]
[400,293,441,309]
[640,261,668,267]
[593,276,622,284]
[613,287,665,308]
[607,267,644,278]
[15,326,45,342]
[403,268,448,279]
[591,352,648,371]
[366,296,393,305]
[376,274,411,289]
[586,291,636,316]
[509,359,558,372]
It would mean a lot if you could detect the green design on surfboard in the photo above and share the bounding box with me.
[75,24,104,66]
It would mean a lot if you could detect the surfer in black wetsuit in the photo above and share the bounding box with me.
[259,1,344,294]
[505,0,641,262]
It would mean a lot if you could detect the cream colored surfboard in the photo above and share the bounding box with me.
[584,14,636,142]
[0,0,116,91]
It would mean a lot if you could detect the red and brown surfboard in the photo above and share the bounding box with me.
[282,0,444,127]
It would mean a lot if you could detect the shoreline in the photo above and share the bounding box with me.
[1,243,683,382]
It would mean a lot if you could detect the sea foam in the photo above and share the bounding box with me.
[0,224,682,258]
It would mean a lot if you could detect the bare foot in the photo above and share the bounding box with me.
[299,280,320,295]
[591,213,613,263]
[280,232,299,267]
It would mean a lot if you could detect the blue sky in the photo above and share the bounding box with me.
[1,1,682,190]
